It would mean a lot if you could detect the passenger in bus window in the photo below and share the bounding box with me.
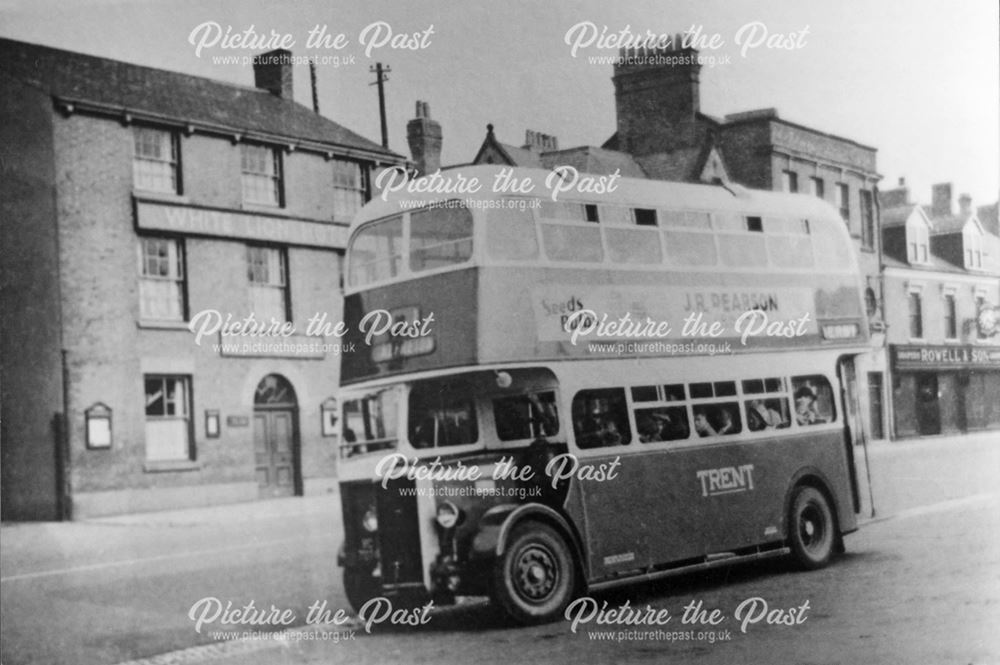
[716,408,738,435]
[747,399,787,431]
[637,412,663,443]
[637,407,690,442]
[575,395,625,448]
[694,409,717,437]
[794,386,824,425]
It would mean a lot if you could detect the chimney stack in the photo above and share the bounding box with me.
[959,193,972,215]
[407,101,442,176]
[523,129,559,152]
[931,183,953,217]
[611,34,702,155]
[878,176,910,209]
[253,49,294,99]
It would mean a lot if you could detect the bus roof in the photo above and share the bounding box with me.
[356,165,844,228]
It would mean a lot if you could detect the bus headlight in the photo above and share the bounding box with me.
[435,501,462,529]
[362,507,378,533]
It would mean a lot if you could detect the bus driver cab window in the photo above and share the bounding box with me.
[572,388,631,449]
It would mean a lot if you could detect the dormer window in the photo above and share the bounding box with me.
[964,226,984,269]
[907,222,930,264]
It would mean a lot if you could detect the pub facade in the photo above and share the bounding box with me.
[0,39,404,519]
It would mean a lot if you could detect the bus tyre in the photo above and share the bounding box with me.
[788,486,836,570]
[492,521,576,624]
[343,568,380,614]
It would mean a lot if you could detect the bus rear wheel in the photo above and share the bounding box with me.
[492,521,576,624]
[788,486,836,569]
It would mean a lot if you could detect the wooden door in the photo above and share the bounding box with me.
[254,410,296,497]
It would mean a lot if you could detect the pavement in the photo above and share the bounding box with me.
[855,430,1000,521]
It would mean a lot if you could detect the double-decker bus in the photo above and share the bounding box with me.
[335,166,868,624]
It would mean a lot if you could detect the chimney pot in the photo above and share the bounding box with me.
[253,49,294,99]
[959,193,972,215]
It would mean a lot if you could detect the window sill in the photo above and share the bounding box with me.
[138,320,189,330]
[133,190,190,205]
[144,459,201,473]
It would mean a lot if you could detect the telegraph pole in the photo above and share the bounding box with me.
[369,63,391,149]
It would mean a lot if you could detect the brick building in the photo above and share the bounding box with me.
[461,40,888,441]
[879,180,1000,438]
[0,39,404,519]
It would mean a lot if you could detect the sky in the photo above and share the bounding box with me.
[2,0,998,206]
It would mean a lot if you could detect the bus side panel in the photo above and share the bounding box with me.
[577,430,855,582]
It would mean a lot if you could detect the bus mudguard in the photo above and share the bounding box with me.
[471,502,585,566]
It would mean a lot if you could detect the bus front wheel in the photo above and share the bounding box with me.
[492,521,576,624]
[788,486,836,569]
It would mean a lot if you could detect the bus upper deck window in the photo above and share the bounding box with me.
[664,230,717,266]
[540,201,586,221]
[486,205,538,260]
[541,223,603,263]
[660,210,711,230]
[605,227,662,264]
[634,209,657,226]
[410,204,474,272]
[767,230,815,269]
[599,206,629,225]
[719,233,767,267]
[812,218,852,270]
[349,216,403,287]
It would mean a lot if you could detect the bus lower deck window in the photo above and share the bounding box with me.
[792,375,835,426]
[746,398,790,431]
[493,391,559,441]
[693,403,742,437]
[572,388,631,449]
[637,406,689,443]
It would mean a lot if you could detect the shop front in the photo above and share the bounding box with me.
[890,344,1000,438]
